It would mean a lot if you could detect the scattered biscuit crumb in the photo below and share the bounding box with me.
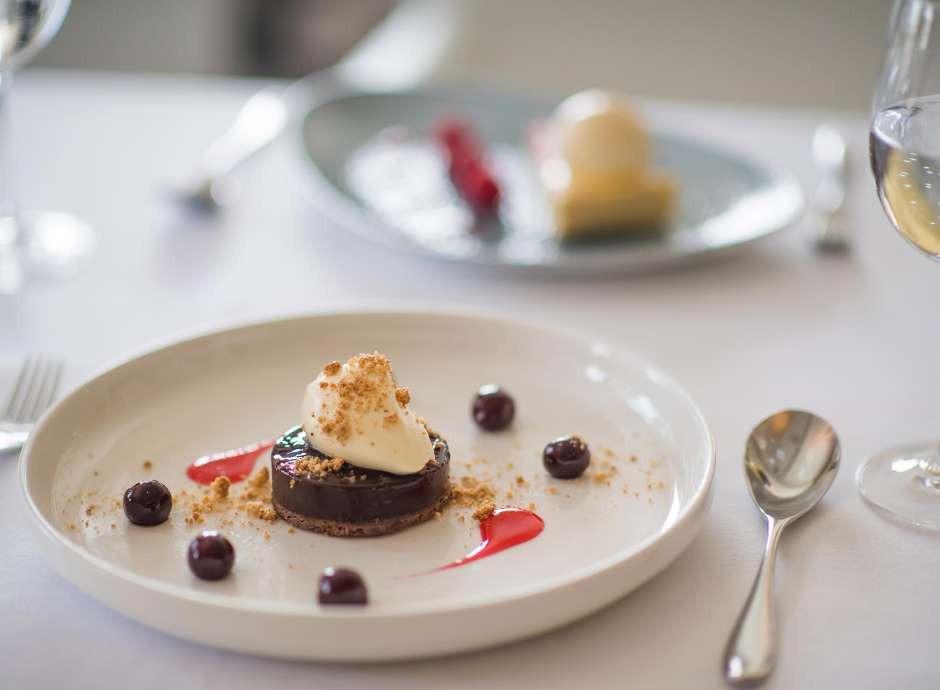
[629,455,638,463]
[472,502,496,521]
[527,502,537,511]
[240,467,271,501]
[209,476,230,499]
[546,487,557,495]
[515,475,526,486]
[288,527,296,534]
[143,460,153,470]
[110,523,116,530]
[185,512,204,525]
[450,477,496,515]
[244,501,277,521]
[262,530,271,541]
[84,505,96,516]
[92,470,99,477]
[67,522,76,530]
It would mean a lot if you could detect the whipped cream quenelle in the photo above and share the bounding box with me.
[529,89,676,240]
[555,89,651,174]
[301,353,434,475]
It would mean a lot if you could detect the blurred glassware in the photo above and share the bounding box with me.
[810,123,850,253]
[858,0,940,528]
[0,0,93,294]
[172,0,457,214]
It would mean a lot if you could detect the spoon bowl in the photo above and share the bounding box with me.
[744,409,840,521]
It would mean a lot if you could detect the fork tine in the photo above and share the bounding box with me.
[13,357,45,424]
[26,359,62,422]
[6,357,36,422]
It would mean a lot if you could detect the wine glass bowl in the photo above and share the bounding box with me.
[0,0,93,293]
[858,0,940,528]
[0,0,70,70]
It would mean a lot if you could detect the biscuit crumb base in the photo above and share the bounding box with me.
[272,493,450,537]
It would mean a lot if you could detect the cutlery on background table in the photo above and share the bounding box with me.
[810,123,851,253]
[0,357,63,455]
[171,0,457,212]
[723,410,840,687]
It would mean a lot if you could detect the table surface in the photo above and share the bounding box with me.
[3,69,939,690]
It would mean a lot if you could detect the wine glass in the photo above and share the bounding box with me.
[0,0,93,294]
[860,0,940,528]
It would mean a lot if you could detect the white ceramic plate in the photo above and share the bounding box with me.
[300,88,803,275]
[20,311,714,661]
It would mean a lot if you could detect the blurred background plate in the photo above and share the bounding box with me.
[300,88,805,275]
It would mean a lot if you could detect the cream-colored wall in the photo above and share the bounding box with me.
[34,0,891,108]
[433,0,891,108]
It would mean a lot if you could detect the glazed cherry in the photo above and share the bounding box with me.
[187,532,235,581]
[318,567,368,606]
[471,385,515,431]
[123,480,172,526]
[543,436,591,479]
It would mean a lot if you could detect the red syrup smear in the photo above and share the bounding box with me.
[185,439,275,485]
[436,508,544,571]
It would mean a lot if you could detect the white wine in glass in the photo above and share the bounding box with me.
[858,0,940,528]
[871,98,940,257]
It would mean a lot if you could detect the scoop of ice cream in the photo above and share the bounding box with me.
[301,353,434,475]
[555,89,650,173]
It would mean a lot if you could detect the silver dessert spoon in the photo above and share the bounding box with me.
[723,410,840,687]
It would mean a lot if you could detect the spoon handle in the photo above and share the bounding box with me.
[723,518,787,686]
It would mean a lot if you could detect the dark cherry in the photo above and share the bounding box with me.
[318,567,368,606]
[543,435,591,479]
[471,384,515,431]
[123,480,172,526]
[187,532,235,581]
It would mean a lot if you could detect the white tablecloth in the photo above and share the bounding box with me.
[3,70,939,690]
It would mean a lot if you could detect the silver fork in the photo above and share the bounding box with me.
[0,358,63,454]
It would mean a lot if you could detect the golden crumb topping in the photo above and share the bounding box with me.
[294,456,345,476]
[314,352,400,445]
[395,387,411,406]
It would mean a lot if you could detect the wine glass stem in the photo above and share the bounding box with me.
[0,70,20,250]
